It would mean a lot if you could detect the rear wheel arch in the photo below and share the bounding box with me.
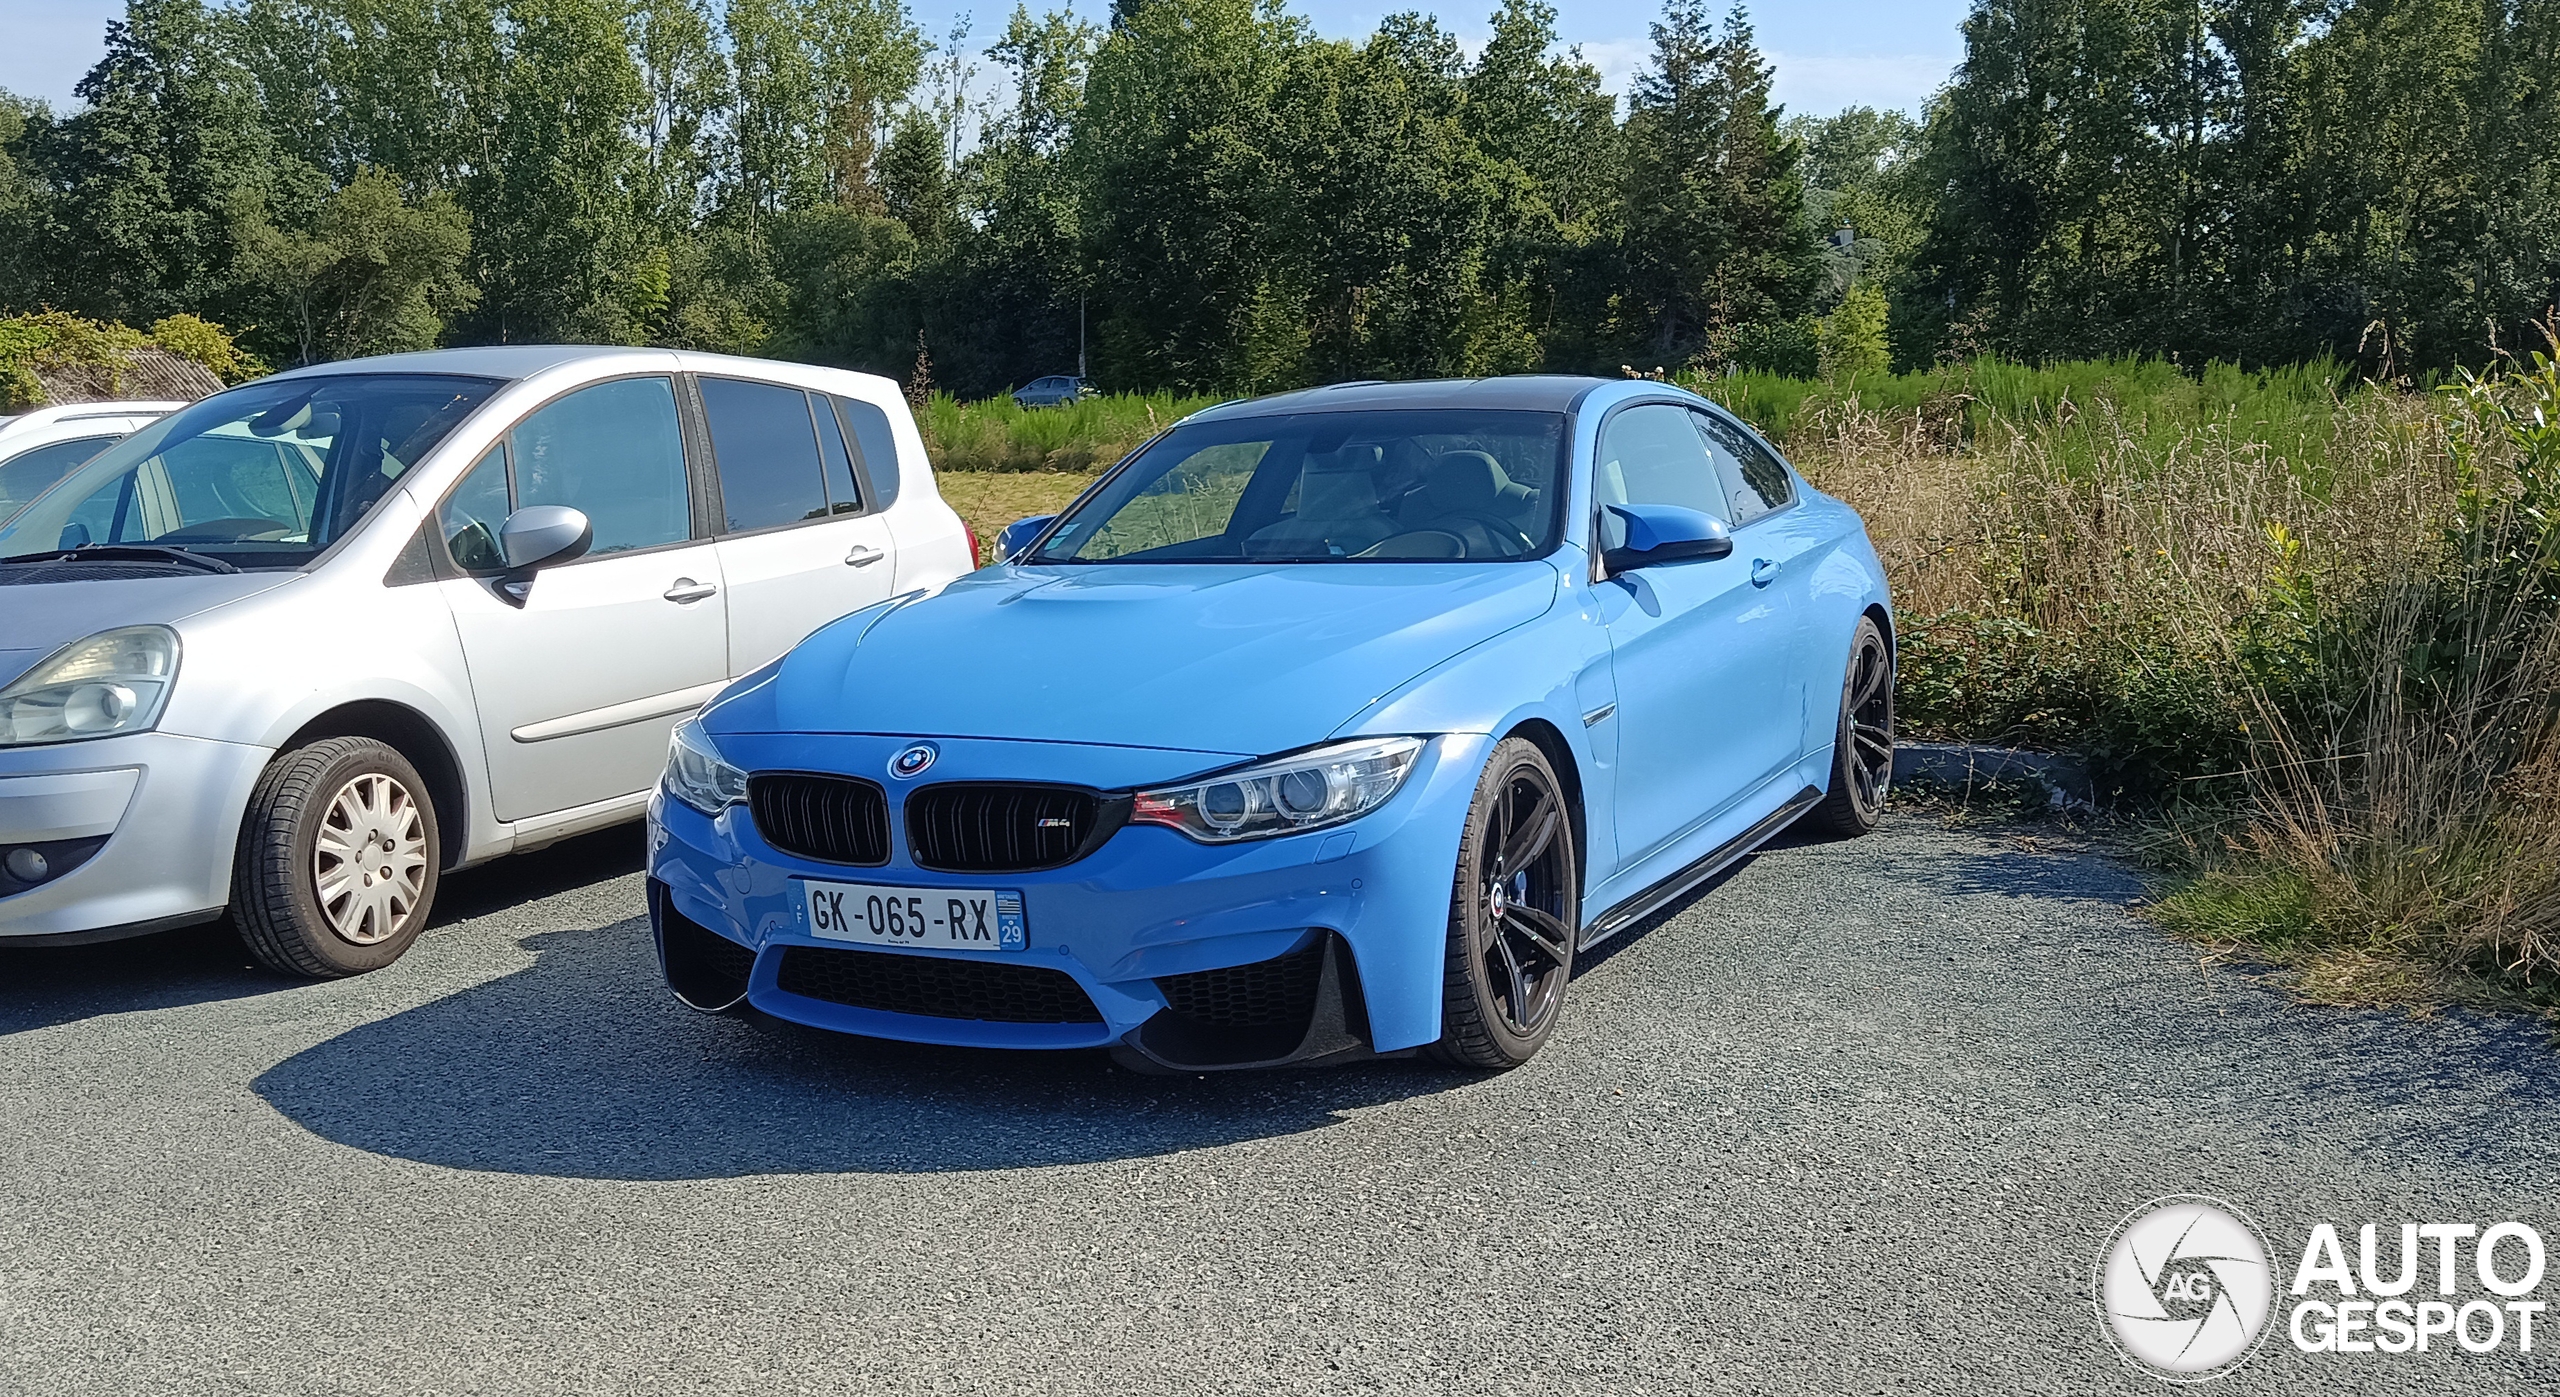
[274,701,470,871]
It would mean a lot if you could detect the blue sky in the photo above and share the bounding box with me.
[0,0,1972,118]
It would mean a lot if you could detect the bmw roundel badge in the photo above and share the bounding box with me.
[890,743,937,779]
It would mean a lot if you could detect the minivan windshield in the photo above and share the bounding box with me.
[1029,408,1568,563]
[0,373,502,570]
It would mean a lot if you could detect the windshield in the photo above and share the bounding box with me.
[1031,408,1568,563]
[0,374,502,569]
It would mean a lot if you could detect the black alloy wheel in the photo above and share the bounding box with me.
[1431,737,1578,1069]
[1813,615,1895,836]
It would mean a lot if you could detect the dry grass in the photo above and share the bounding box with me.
[933,469,1099,563]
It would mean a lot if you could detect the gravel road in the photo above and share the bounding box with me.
[3,817,2555,1396]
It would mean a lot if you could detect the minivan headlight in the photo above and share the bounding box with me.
[0,626,180,746]
[664,718,748,815]
[1130,736,1424,843]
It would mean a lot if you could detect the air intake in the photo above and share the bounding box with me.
[774,945,1102,1024]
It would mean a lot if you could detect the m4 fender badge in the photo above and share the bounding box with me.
[890,743,937,779]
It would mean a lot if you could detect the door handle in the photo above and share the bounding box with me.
[844,544,885,567]
[663,578,717,604]
[1750,558,1778,588]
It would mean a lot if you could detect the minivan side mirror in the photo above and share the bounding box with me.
[997,514,1056,561]
[495,505,593,604]
[500,505,593,571]
[1600,502,1732,576]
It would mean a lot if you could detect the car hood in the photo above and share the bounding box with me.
[709,562,1563,756]
[0,571,298,687]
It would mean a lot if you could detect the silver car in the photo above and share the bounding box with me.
[0,346,974,975]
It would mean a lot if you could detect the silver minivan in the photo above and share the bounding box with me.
[0,346,974,974]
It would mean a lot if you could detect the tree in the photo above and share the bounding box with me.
[242,167,477,363]
[38,0,287,326]
[1818,279,1890,383]
[1463,0,1624,370]
[1621,1,1818,368]
[1075,0,1308,390]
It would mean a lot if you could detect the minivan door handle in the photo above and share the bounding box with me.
[663,578,718,604]
[844,544,885,567]
[1749,558,1778,588]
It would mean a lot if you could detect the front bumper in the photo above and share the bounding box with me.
[646,731,1490,1062]
[0,732,271,940]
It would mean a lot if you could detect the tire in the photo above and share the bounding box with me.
[1812,615,1895,837]
[1429,737,1579,1070]
[233,737,442,978]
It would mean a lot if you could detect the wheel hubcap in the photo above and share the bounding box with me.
[313,773,427,946]
[1478,765,1573,1038]
[1844,632,1895,816]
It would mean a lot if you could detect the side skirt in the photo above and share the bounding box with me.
[1577,785,1823,951]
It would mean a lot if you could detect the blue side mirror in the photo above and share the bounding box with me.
[1601,503,1733,575]
[997,514,1057,561]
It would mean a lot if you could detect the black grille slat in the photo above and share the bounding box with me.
[776,945,1102,1023]
[749,772,891,866]
[1156,941,1327,1028]
[907,784,1109,872]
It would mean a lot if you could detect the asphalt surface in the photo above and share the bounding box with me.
[3,815,2556,1396]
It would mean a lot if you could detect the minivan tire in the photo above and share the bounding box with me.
[234,737,442,978]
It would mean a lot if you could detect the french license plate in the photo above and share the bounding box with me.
[800,880,1027,951]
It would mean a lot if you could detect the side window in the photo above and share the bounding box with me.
[440,444,512,571]
[833,395,900,509]
[0,436,119,516]
[700,377,829,533]
[811,394,861,514]
[1594,403,1726,552]
[1692,410,1795,524]
[510,377,690,554]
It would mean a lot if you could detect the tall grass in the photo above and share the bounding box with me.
[916,389,1228,473]
[1786,346,2560,999]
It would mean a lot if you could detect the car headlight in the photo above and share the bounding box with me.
[664,718,748,815]
[1131,736,1424,843]
[0,626,180,747]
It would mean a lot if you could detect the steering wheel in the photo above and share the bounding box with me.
[1355,529,1468,560]
[1436,510,1539,557]
[159,517,292,543]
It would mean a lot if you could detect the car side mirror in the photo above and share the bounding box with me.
[57,522,92,550]
[495,505,593,605]
[996,514,1056,561]
[1600,503,1732,576]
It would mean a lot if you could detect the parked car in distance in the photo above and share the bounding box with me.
[0,401,184,528]
[1009,375,1087,408]
[0,347,975,976]
[650,376,1894,1073]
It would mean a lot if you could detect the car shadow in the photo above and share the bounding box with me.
[251,909,1474,1180]
[0,827,649,1039]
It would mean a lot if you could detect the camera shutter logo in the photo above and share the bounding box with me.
[890,744,937,779]
[2093,1195,2276,1382]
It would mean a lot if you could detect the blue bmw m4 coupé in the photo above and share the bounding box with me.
[647,376,1895,1071]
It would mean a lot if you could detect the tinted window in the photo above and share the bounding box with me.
[1692,410,1795,523]
[0,435,119,521]
[1595,404,1725,551]
[440,444,512,571]
[1033,409,1568,563]
[510,377,690,555]
[812,395,861,514]
[834,396,900,509]
[701,377,829,533]
[0,374,498,566]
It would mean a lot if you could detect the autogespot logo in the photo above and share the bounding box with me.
[2093,1195,2277,1382]
[889,743,936,779]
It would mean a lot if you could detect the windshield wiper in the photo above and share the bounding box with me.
[0,544,241,575]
